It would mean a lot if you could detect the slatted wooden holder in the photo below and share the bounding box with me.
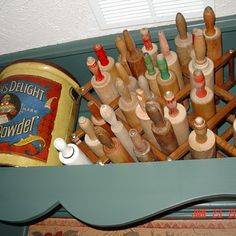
[71,49,236,164]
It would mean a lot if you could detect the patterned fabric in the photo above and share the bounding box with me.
[28,218,236,236]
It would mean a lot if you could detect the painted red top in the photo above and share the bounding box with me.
[193,70,207,98]
[87,57,104,82]
[141,28,153,51]
[164,91,179,117]
[93,44,109,66]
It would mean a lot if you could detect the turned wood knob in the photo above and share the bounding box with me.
[194,116,207,143]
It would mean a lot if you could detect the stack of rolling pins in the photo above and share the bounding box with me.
[63,6,236,165]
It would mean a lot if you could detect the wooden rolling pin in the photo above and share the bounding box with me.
[203,6,223,87]
[138,75,154,100]
[87,56,119,104]
[100,104,138,161]
[144,52,161,97]
[115,35,132,76]
[190,69,215,121]
[140,28,158,67]
[146,100,178,155]
[189,116,216,159]
[188,29,214,92]
[174,12,193,66]
[156,54,180,98]
[129,128,157,162]
[123,29,146,78]
[135,89,159,147]
[79,116,105,158]
[159,31,185,91]
[116,77,141,131]
[93,43,118,82]
[163,91,189,145]
[115,62,138,92]
[87,100,114,137]
[94,126,135,163]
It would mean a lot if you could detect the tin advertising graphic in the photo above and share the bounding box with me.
[0,75,61,162]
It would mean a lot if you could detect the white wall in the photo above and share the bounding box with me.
[0,0,235,56]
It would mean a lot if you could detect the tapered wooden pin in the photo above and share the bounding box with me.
[123,29,146,78]
[146,100,178,155]
[94,126,135,163]
[175,12,193,66]
[203,6,223,87]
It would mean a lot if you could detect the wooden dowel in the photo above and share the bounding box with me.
[215,135,236,157]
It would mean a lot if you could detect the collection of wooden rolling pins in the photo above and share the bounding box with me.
[54,6,236,165]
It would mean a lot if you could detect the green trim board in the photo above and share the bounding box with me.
[0,158,236,227]
[0,14,235,229]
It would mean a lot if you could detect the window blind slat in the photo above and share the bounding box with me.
[88,0,214,29]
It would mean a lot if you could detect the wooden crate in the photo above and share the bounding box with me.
[71,49,236,164]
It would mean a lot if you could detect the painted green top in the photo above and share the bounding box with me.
[144,52,155,75]
[156,55,170,80]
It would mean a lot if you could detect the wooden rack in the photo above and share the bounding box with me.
[71,49,236,164]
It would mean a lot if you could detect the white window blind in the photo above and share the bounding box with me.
[89,0,215,29]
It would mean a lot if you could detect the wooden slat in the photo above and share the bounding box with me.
[215,135,236,157]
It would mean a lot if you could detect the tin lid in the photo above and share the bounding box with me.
[1,58,79,84]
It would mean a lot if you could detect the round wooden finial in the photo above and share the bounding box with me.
[194,116,207,143]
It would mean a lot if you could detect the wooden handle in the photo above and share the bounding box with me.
[79,116,97,140]
[116,77,132,102]
[175,12,187,40]
[138,75,152,99]
[158,31,170,57]
[94,126,114,149]
[115,62,130,84]
[203,6,216,36]
[136,88,147,111]
[129,128,147,153]
[100,104,118,126]
[123,29,136,53]
[193,29,206,64]
[194,116,207,143]
[115,36,128,59]
[145,100,165,127]
[87,100,102,120]
[87,56,104,81]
